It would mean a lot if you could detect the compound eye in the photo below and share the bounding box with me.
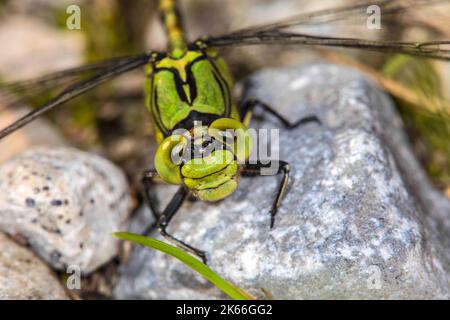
[208,118,252,162]
[154,134,188,185]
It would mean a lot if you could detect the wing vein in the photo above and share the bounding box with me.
[0,53,150,140]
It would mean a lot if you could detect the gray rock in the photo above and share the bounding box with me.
[128,204,156,235]
[114,64,450,299]
[0,147,131,274]
[0,232,69,299]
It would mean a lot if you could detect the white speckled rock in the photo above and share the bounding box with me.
[0,233,68,299]
[114,64,450,299]
[0,147,131,274]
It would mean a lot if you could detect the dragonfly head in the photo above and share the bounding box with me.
[154,118,252,201]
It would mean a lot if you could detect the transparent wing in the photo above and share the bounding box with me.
[223,0,448,35]
[0,53,151,140]
[207,32,450,60]
[0,54,149,106]
[205,0,450,61]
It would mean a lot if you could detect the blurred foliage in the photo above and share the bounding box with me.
[51,1,116,145]
[0,0,5,14]
[382,55,450,187]
[50,1,154,148]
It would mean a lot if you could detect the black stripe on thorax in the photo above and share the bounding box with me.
[153,54,207,105]
[206,55,232,118]
[169,111,222,135]
[151,52,231,135]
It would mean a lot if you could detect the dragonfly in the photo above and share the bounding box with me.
[0,0,449,264]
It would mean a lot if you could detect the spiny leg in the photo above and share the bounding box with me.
[240,99,319,227]
[240,99,321,128]
[157,186,208,264]
[242,160,290,228]
[141,169,162,235]
[141,172,207,263]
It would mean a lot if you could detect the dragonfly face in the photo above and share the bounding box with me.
[155,119,252,201]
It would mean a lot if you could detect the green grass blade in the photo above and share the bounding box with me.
[113,232,253,300]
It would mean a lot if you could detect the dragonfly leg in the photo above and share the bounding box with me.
[242,160,290,229]
[142,169,161,220]
[240,99,321,128]
[141,169,162,235]
[157,186,208,264]
[141,170,208,263]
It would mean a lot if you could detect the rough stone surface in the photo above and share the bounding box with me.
[0,147,131,274]
[0,232,69,299]
[114,64,450,299]
[128,204,156,235]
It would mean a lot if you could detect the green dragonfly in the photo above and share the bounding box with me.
[0,0,449,263]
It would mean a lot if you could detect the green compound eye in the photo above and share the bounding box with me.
[155,134,188,185]
[208,118,252,162]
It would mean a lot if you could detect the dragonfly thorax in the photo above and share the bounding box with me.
[146,46,240,143]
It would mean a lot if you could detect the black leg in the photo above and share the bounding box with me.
[240,99,321,128]
[142,169,161,222]
[242,160,291,228]
[141,171,208,263]
[157,186,208,264]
